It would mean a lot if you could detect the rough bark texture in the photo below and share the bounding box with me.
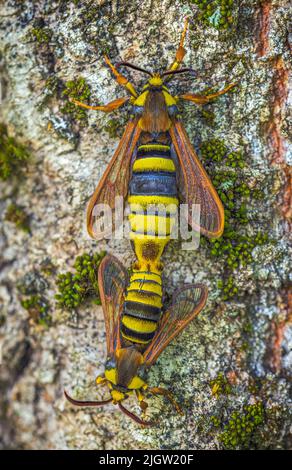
[0,0,291,450]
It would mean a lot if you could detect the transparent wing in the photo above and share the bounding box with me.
[87,118,141,239]
[98,254,129,355]
[170,120,224,238]
[143,284,208,366]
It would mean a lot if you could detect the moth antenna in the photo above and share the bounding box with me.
[162,68,196,78]
[64,390,112,407]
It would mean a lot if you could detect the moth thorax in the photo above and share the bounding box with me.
[139,91,171,133]
[116,347,143,386]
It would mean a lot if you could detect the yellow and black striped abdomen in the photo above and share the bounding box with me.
[128,141,178,273]
[121,137,178,345]
[121,270,162,344]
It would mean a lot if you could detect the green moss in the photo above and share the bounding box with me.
[243,320,253,334]
[210,372,232,397]
[42,76,61,106]
[104,118,122,138]
[21,295,52,328]
[219,402,265,449]
[40,258,56,277]
[5,203,30,233]
[217,275,237,300]
[200,139,269,300]
[0,123,30,180]
[210,415,221,427]
[210,232,268,271]
[18,269,52,327]
[30,27,52,44]
[200,108,215,127]
[190,0,235,30]
[42,76,92,133]
[61,77,91,122]
[81,4,101,24]
[55,251,106,310]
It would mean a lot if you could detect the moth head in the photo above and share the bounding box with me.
[63,344,156,425]
[148,74,163,87]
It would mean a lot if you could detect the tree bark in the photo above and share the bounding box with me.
[0,0,291,449]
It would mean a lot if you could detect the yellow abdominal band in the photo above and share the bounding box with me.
[121,141,178,344]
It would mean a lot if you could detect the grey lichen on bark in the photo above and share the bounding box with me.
[0,0,291,450]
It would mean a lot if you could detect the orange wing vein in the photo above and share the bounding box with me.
[98,254,129,356]
[143,284,208,366]
[87,118,141,239]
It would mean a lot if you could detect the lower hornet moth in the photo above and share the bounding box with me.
[64,19,236,425]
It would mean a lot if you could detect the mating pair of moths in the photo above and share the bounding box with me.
[65,20,236,425]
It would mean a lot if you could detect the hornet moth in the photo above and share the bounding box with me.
[64,19,236,425]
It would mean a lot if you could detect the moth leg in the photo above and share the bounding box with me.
[179,82,237,105]
[104,55,138,98]
[70,96,129,112]
[135,390,148,417]
[167,18,189,74]
[95,376,107,386]
[148,386,183,415]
